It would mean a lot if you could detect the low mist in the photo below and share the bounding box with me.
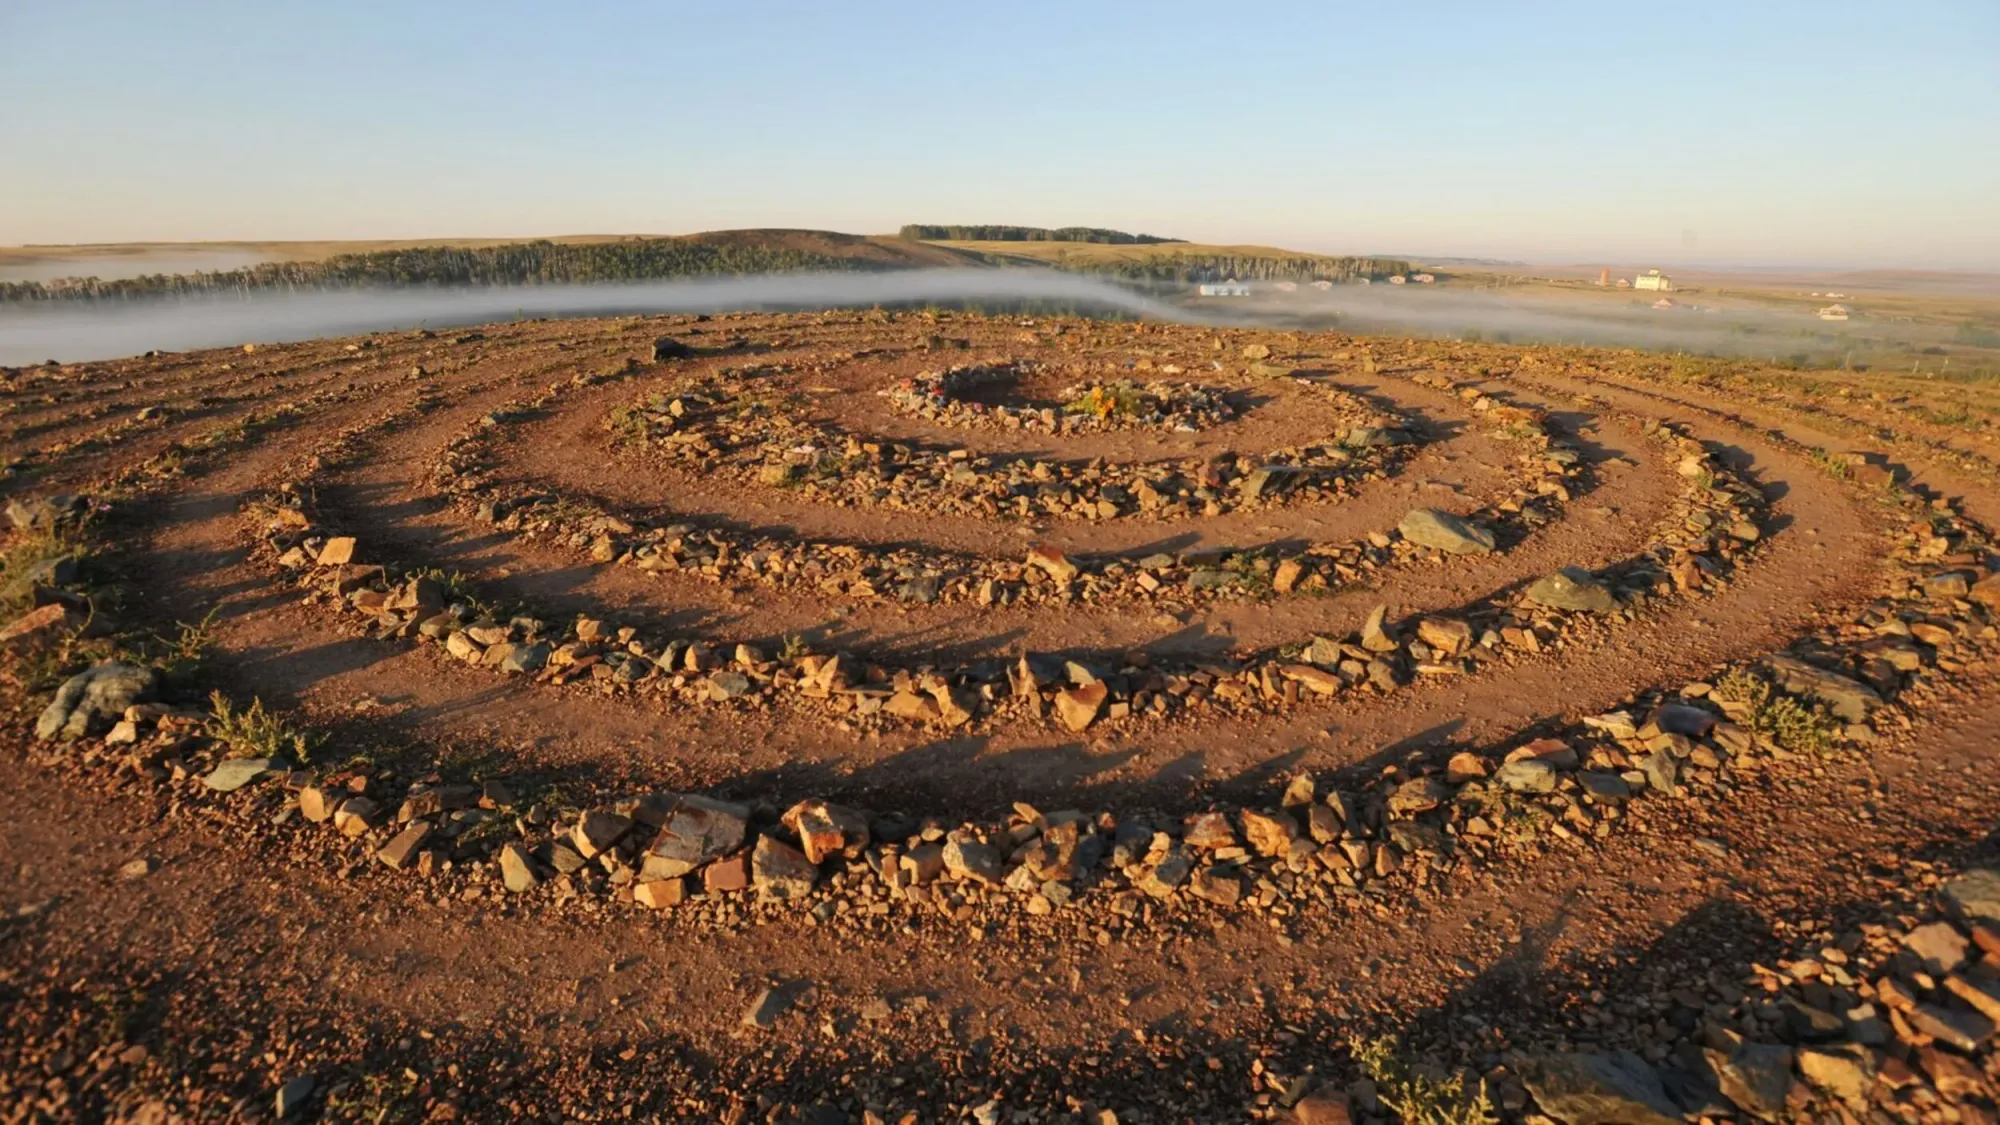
[0,267,1880,368]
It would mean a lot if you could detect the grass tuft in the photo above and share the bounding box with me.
[1350,1035,1494,1125]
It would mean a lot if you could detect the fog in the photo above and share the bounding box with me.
[0,267,1872,368]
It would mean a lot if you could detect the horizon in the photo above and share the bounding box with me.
[3,1,1997,270]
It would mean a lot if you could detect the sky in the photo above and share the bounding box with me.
[2,0,1996,270]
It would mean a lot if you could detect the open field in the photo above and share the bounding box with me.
[4,312,2000,1124]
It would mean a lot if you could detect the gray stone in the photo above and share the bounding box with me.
[943,836,1004,884]
[1579,771,1633,801]
[497,641,550,674]
[275,1074,314,1118]
[1518,1050,1683,1125]
[1526,568,1618,614]
[203,757,274,793]
[1944,868,2000,923]
[1904,920,1970,974]
[742,981,807,1029]
[35,662,156,741]
[1495,758,1559,793]
[1760,654,1880,722]
[1704,1043,1791,1120]
[1399,508,1496,555]
[499,843,541,892]
[1908,1003,1994,1053]
[750,835,817,899]
[649,795,749,873]
[708,670,753,700]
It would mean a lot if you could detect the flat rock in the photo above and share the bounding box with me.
[1944,868,2000,923]
[203,757,274,793]
[751,835,817,899]
[36,662,156,741]
[1526,567,1618,613]
[1399,507,1496,555]
[1518,1050,1683,1125]
[1761,654,1880,722]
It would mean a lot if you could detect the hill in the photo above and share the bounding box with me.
[931,238,1408,283]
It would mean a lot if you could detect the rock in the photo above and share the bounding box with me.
[1970,573,2000,610]
[1904,920,1970,974]
[203,757,274,793]
[316,537,357,566]
[1704,1043,1791,1121]
[497,641,550,674]
[1291,1092,1351,1125]
[1273,558,1306,594]
[1517,1051,1683,1125]
[1358,604,1399,653]
[1054,681,1108,732]
[298,786,339,822]
[782,800,870,864]
[1526,567,1618,613]
[742,982,805,1029]
[1135,845,1192,898]
[1399,508,1496,555]
[1387,777,1449,816]
[1795,1045,1874,1106]
[1907,1003,1994,1052]
[35,662,156,741]
[708,670,753,700]
[1183,812,1238,849]
[275,1074,315,1118]
[499,843,541,892]
[1495,758,1558,793]
[1026,545,1078,583]
[332,797,379,837]
[634,878,686,909]
[652,336,694,361]
[649,795,749,873]
[376,821,433,870]
[1240,465,1301,501]
[751,836,817,899]
[703,854,750,894]
[1944,868,2000,922]
[1240,809,1296,857]
[1188,866,1243,906]
[1241,343,1272,360]
[943,836,1004,884]
[1760,654,1880,722]
[117,857,156,880]
[571,810,633,859]
[1,602,79,645]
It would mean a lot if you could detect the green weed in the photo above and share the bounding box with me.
[1349,1035,1495,1125]
[1714,668,1842,755]
[208,691,319,764]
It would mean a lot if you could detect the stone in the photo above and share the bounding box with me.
[782,800,871,864]
[1703,1043,1791,1121]
[1387,777,1449,816]
[35,662,156,741]
[1905,920,1970,974]
[1183,812,1238,849]
[376,821,433,870]
[1517,1050,1683,1125]
[634,878,686,909]
[1,602,78,644]
[1970,573,2000,610]
[703,854,750,893]
[652,336,694,361]
[275,1074,315,1118]
[333,797,380,837]
[708,671,753,700]
[1055,681,1108,732]
[1291,1092,1351,1125]
[943,836,1004,884]
[1026,545,1078,583]
[1240,809,1296,857]
[1399,508,1496,555]
[499,843,541,892]
[1135,845,1192,898]
[1495,758,1559,793]
[1416,616,1473,655]
[497,641,550,674]
[316,537,357,566]
[1188,866,1243,906]
[751,836,817,899]
[1760,654,1880,722]
[1907,1002,1994,1052]
[298,786,339,822]
[203,757,274,793]
[1795,1045,1873,1106]
[571,810,633,859]
[1944,868,2000,923]
[118,857,156,880]
[742,982,805,1029]
[1526,567,1618,613]
[1360,604,1397,652]
[649,795,750,872]
[1273,558,1306,594]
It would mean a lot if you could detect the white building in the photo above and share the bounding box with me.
[1387,275,1408,285]
[1310,279,1334,290]
[1634,269,1675,292]
[1410,273,1436,284]
[1197,281,1250,297]
[1818,304,1850,321]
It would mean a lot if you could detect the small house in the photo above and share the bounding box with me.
[1634,269,1674,292]
[1311,280,1334,290]
[1274,280,1298,292]
[1197,281,1250,298]
[1410,273,1436,284]
[1818,304,1850,321]
[1652,298,1677,310]
[1388,275,1408,285]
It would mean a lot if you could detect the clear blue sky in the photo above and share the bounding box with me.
[4,0,1996,268]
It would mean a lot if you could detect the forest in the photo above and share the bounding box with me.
[1078,253,1411,283]
[897,225,1182,244]
[0,240,875,303]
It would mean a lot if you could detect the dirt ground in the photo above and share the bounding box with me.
[2,312,1998,1124]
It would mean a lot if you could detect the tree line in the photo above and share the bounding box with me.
[0,240,876,303]
[898,224,1182,244]
[1079,253,1411,283]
